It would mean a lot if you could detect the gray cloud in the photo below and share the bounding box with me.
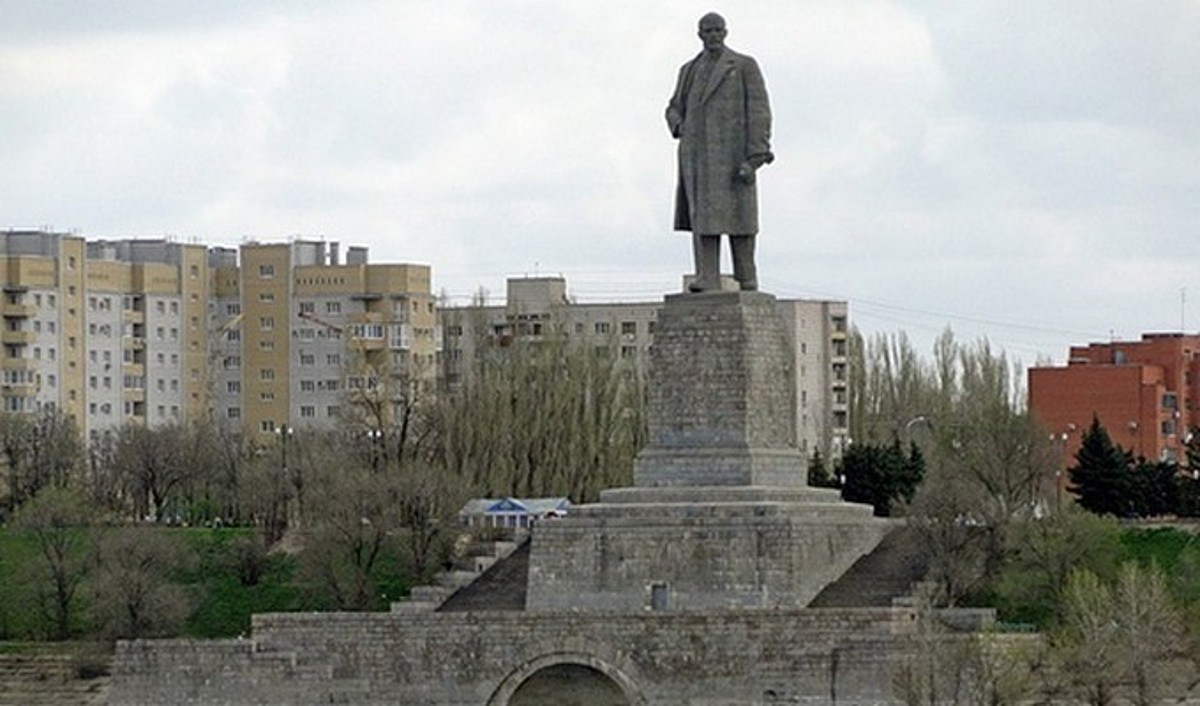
[0,0,1196,360]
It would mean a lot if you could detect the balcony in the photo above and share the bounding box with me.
[1,302,35,318]
[1,358,37,371]
[0,382,36,397]
[1,330,35,346]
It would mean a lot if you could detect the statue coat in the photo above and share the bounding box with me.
[667,47,773,236]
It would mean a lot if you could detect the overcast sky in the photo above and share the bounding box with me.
[2,1,1197,364]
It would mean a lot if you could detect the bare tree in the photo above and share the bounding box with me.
[1048,563,1193,705]
[298,464,402,610]
[90,527,194,639]
[12,486,93,640]
[0,408,83,517]
[430,334,645,502]
[893,587,1034,706]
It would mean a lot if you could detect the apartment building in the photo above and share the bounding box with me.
[439,276,851,462]
[0,230,210,442]
[1029,333,1200,468]
[210,240,438,441]
[0,231,437,445]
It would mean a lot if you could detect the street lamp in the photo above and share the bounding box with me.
[276,424,297,529]
[366,428,384,472]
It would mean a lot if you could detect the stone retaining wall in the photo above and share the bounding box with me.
[112,607,916,705]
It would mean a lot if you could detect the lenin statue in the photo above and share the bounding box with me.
[667,12,773,293]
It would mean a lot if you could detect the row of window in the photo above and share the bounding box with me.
[243,407,340,426]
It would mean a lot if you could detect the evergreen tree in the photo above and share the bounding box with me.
[838,439,924,516]
[1068,417,1135,517]
[807,449,836,488]
[1130,459,1178,518]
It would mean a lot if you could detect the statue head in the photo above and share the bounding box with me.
[697,12,727,53]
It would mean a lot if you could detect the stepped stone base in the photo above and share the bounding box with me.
[526,485,890,612]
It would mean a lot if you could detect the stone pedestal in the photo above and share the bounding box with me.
[526,290,889,613]
[634,291,804,487]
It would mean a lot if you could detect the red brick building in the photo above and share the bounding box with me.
[1028,333,1200,470]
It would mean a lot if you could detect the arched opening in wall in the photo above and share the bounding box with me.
[506,663,630,706]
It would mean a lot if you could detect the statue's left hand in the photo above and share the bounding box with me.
[735,162,756,185]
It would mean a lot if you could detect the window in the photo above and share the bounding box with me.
[227,381,241,394]
[227,407,241,419]
[300,380,315,392]
[189,265,198,279]
[156,301,165,314]
[226,303,241,315]
[299,301,315,314]
[259,340,274,351]
[651,584,669,611]
[227,329,241,342]
[260,317,274,331]
[260,420,275,432]
[594,322,610,335]
[259,292,274,303]
[325,301,341,314]
[259,264,274,278]
[89,376,97,389]
[326,353,341,366]
[299,353,315,366]
[300,406,315,418]
[170,302,179,315]
[224,355,241,369]
[326,405,340,417]
[260,368,275,381]
[621,321,637,336]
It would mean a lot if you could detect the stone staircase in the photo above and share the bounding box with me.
[807,523,932,608]
[391,536,525,613]
[437,537,531,612]
[0,652,111,706]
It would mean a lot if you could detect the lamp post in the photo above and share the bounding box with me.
[276,424,297,530]
[367,428,384,472]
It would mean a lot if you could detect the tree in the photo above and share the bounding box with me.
[992,507,1122,626]
[394,461,465,580]
[430,334,645,502]
[90,527,194,639]
[1068,417,1135,517]
[806,449,836,488]
[839,439,923,517]
[1048,563,1192,706]
[12,485,93,640]
[1128,458,1179,518]
[892,587,1034,705]
[0,408,83,517]
[98,423,198,522]
[299,465,406,610]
